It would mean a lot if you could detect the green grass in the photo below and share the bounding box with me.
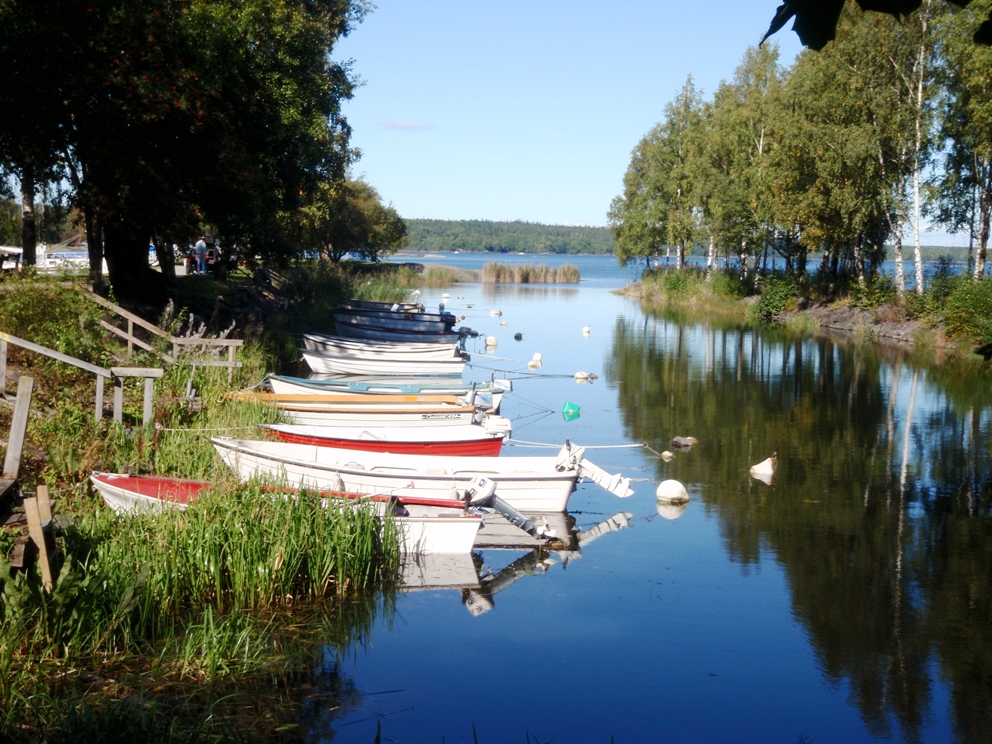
[0,266,414,741]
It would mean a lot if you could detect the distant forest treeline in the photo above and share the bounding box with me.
[403,219,616,255]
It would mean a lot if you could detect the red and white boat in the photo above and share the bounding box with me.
[89,472,482,554]
[211,437,634,513]
[265,423,507,457]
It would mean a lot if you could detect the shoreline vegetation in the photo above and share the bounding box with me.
[619,263,992,357]
[0,263,414,742]
[410,261,581,286]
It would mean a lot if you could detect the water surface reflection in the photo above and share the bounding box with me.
[608,314,992,742]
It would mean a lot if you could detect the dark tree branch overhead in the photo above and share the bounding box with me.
[763,0,990,49]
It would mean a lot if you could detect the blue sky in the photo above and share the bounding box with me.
[333,1,804,227]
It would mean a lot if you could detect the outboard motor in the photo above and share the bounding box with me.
[463,477,553,539]
[555,441,634,498]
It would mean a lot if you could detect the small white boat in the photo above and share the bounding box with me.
[89,471,482,554]
[302,349,467,376]
[339,299,424,313]
[211,437,634,513]
[271,373,508,399]
[333,307,456,332]
[266,376,501,412]
[334,321,466,344]
[302,333,462,359]
[229,391,486,427]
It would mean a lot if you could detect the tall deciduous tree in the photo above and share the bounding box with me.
[299,179,407,263]
[609,77,704,271]
[0,0,366,298]
[936,0,992,277]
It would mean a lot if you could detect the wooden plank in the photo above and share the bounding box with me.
[99,320,160,355]
[0,331,111,377]
[143,377,155,426]
[95,375,104,421]
[3,375,33,480]
[0,338,6,396]
[113,376,124,423]
[36,484,52,522]
[171,337,244,347]
[111,367,164,378]
[84,291,170,338]
[24,496,53,592]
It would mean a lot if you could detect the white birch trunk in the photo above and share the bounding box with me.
[706,234,716,282]
[911,1,930,295]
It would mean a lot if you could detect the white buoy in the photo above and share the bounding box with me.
[582,326,591,335]
[490,309,502,317]
[574,371,590,380]
[656,479,689,504]
[750,453,777,485]
[500,320,507,326]
[660,450,674,462]
[457,295,465,300]
[485,336,497,347]
[411,290,421,297]
[442,292,450,299]
[532,352,543,362]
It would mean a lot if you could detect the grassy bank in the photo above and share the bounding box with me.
[0,264,411,741]
[625,263,992,353]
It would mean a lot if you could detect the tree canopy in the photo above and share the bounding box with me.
[0,0,368,298]
[611,1,992,293]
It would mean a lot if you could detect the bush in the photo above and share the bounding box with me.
[755,273,799,321]
[941,276,992,344]
[853,276,896,310]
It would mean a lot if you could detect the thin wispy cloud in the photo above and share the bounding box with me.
[380,121,434,131]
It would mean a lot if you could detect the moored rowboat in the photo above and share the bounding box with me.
[265,423,506,456]
[266,375,503,412]
[302,349,467,376]
[333,321,466,344]
[211,437,633,513]
[302,333,462,359]
[332,307,455,333]
[89,472,483,553]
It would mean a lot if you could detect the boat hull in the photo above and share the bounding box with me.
[302,333,461,359]
[333,321,464,343]
[212,437,576,512]
[267,376,501,412]
[266,423,505,456]
[90,472,203,512]
[302,350,466,376]
[332,309,455,332]
[90,472,479,553]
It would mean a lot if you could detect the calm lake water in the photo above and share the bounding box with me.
[318,254,992,743]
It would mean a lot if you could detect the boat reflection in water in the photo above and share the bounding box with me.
[398,511,637,616]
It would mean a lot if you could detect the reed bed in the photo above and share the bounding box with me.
[480,262,580,284]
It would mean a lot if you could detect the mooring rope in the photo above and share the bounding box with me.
[504,439,647,450]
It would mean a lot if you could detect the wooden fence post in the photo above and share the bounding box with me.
[24,495,53,592]
[113,376,124,423]
[95,375,104,422]
[3,375,33,481]
[0,338,6,397]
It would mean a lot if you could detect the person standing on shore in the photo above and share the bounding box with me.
[195,236,207,275]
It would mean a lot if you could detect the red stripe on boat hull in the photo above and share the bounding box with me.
[269,430,504,457]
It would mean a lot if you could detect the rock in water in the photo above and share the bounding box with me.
[671,436,699,449]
